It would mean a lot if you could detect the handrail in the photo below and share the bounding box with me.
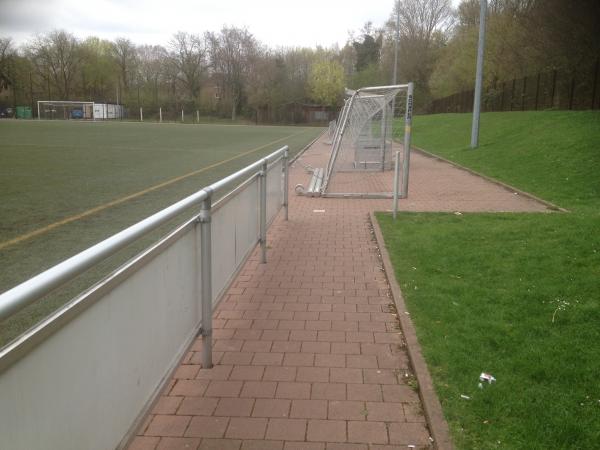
[0,145,289,322]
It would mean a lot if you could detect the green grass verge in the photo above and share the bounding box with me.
[379,111,600,449]
[0,120,322,345]
[397,111,600,212]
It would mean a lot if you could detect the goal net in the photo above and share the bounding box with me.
[322,83,414,198]
[37,101,125,120]
[37,101,94,120]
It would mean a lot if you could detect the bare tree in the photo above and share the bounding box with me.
[28,30,80,99]
[395,0,454,47]
[169,32,207,104]
[137,44,168,104]
[111,37,137,92]
[207,27,258,120]
[0,37,15,90]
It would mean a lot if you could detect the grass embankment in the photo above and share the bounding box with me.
[378,111,600,449]
[0,121,322,346]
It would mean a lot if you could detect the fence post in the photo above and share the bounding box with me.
[140,107,143,122]
[510,79,516,111]
[181,109,184,122]
[551,70,558,108]
[569,71,576,110]
[197,110,200,123]
[592,58,599,110]
[534,73,541,110]
[159,107,162,123]
[199,191,213,369]
[393,150,400,220]
[259,159,268,263]
[283,147,289,221]
[522,76,527,111]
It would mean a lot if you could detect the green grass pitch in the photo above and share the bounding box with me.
[0,120,322,345]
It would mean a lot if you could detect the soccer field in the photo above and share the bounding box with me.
[0,120,322,345]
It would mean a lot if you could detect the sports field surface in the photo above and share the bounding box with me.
[0,120,322,345]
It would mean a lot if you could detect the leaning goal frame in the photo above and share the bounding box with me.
[322,82,414,202]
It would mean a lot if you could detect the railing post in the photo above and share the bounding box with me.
[393,150,400,220]
[199,190,213,369]
[259,159,268,263]
[283,147,289,221]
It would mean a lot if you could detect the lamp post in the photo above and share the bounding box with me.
[471,0,487,149]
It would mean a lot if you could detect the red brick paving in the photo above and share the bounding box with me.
[128,135,549,450]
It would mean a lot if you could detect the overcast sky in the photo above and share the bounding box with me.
[0,0,461,49]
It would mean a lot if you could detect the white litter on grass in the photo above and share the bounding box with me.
[313,209,326,213]
[454,211,463,215]
[480,372,496,384]
[461,394,471,400]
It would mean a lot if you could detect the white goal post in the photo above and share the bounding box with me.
[321,83,414,199]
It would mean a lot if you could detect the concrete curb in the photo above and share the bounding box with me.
[370,212,454,450]
[411,146,568,212]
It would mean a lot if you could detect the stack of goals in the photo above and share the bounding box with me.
[319,83,414,199]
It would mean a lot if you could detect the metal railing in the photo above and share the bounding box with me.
[0,145,289,450]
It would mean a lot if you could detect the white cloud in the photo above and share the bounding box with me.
[0,0,399,48]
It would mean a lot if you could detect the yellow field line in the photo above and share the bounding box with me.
[0,131,306,251]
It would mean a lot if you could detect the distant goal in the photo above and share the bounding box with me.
[37,101,125,120]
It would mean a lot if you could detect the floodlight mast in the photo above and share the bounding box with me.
[393,1,400,85]
[471,0,487,149]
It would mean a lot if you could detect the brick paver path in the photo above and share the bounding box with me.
[128,135,548,450]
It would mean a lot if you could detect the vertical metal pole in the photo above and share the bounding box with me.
[591,58,599,109]
[400,82,414,199]
[381,102,387,171]
[393,150,400,220]
[568,72,576,110]
[392,2,400,117]
[551,70,557,108]
[471,0,487,149]
[197,110,200,123]
[259,159,268,263]
[534,73,541,110]
[37,101,40,120]
[521,76,527,111]
[182,109,184,122]
[140,107,143,122]
[283,147,289,221]
[159,107,162,123]
[393,2,399,84]
[199,192,213,369]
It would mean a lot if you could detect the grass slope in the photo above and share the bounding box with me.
[380,111,600,449]
[402,111,599,211]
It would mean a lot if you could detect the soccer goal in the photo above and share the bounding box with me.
[321,83,414,199]
[37,101,94,120]
[36,101,125,120]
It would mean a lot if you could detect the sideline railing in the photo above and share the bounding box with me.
[0,145,289,450]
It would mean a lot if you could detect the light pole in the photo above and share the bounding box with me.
[393,1,400,85]
[471,0,487,149]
